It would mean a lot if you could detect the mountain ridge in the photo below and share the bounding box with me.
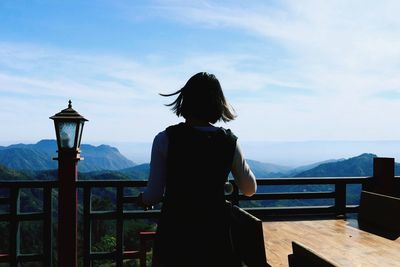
[0,139,136,172]
[294,153,400,177]
[1,139,398,179]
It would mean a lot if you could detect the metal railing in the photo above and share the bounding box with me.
[0,176,373,266]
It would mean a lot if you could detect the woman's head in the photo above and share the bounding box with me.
[161,72,236,123]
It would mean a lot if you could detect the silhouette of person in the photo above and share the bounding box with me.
[138,72,257,267]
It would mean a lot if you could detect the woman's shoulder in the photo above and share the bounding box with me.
[153,130,168,144]
[165,123,185,133]
[219,127,238,140]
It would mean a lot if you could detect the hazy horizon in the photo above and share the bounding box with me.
[108,139,400,167]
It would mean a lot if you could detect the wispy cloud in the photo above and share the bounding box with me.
[0,41,305,142]
[149,0,400,96]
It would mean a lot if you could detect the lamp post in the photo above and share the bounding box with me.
[50,100,87,267]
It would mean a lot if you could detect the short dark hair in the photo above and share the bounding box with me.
[161,72,236,123]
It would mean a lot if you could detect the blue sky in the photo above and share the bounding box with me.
[1,0,400,149]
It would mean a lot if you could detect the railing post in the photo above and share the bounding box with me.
[83,186,91,267]
[363,157,400,197]
[116,186,124,267]
[10,188,20,267]
[335,182,346,219]
[57,150,80,267]
[43,186,53,267]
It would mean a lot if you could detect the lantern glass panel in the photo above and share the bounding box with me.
[77,121,84,147]
[58,121,77,149]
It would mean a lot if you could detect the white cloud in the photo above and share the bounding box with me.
[151,0,400,95]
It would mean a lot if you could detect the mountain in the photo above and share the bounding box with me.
[0,164,29,180]
[79,143,136,172]
[120,164,151,179]
[246,160,291,178]
[287,159,343,177]
[295,153,377,177]
[0,140,136,172]
[0,147,57,171]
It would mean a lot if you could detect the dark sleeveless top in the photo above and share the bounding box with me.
[153,123,240,267]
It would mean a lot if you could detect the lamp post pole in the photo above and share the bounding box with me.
[50,101,87,267]
[57,150,80,267]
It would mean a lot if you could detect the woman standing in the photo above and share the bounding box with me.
[138,72,257,267]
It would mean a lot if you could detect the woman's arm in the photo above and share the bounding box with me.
[231,142,257,196]
[140,131,168,206]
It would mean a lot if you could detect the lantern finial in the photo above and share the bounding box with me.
[68,100,72,109]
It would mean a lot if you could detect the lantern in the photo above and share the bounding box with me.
[50,100,88,151]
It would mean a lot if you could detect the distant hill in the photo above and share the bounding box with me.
[246,160,291,178]
[0,140,136,172]
[0,146,57,170]
[287,159,343,177]
[0,164,29,180]
[295,153,377,177]
[2,144,399,181]
[120,164,150,179]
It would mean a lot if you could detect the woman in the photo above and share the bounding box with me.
[138,72,257,267]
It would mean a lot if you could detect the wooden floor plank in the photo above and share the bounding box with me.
[263,218,400,267]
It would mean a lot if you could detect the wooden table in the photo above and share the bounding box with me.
[263,218,400,267]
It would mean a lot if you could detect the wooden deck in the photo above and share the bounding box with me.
[263,217,400,267]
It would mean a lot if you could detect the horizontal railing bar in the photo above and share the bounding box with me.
[240,191,335,200]
[245,206,336,217]
[123,250,141,259]
[18,253,43,262]
[129,206,360,218]
[244,204,361,217]
[77,180,148,187]
[122,196,137,203]
[123,210,160,219]
[0,180,58,188]
[89,210,161,220]
[90,251,116,260]
[76,177,373,187]
[90,211,117,220]
[18,212,45,221]
[0,176,373,189]
[69,210,160,221]
[0,212,45,221]
[255,176,372,185]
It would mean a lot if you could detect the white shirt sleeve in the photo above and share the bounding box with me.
[231,142,257,196]
[142,131,168,205]
[142,130,257,204]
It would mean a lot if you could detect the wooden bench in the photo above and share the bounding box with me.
[288,241,339,267]
[358,190,400,239]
